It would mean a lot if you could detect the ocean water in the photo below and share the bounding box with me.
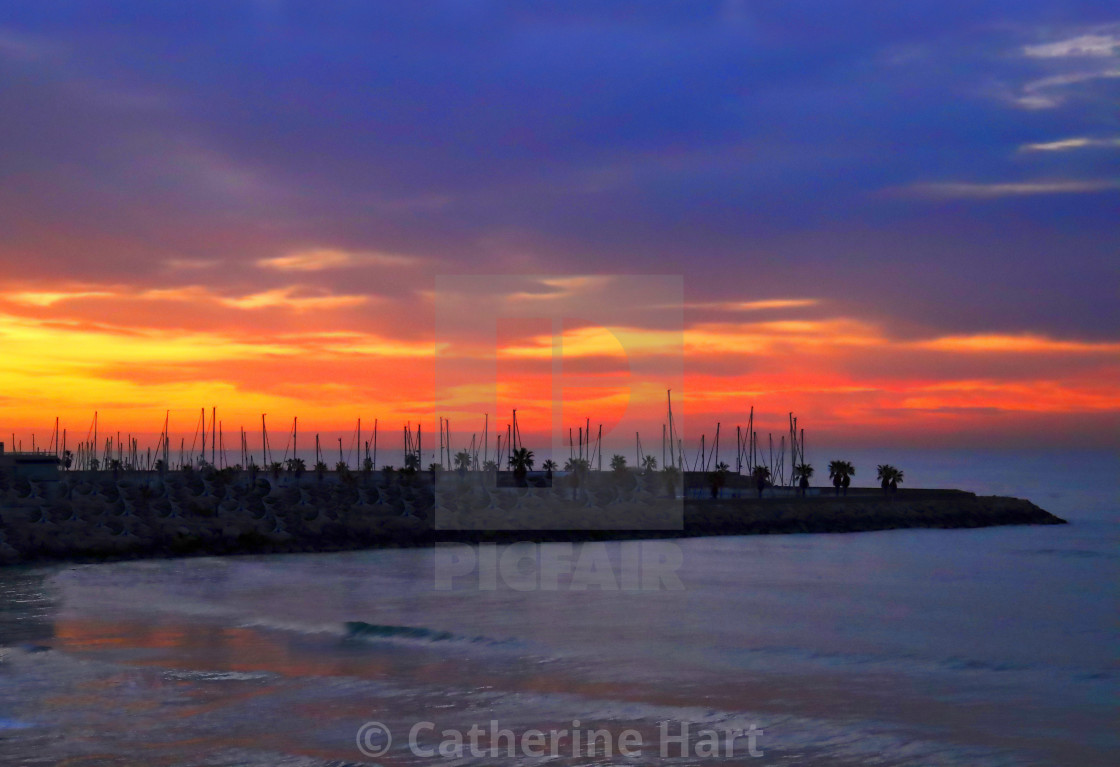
[0,450,1115,766]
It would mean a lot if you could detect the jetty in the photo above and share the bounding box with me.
[0,467,1064,565]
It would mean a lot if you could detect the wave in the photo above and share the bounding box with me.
[162,670,276,683]
[0,718,33,731]
[236,617,522,652]
[1014,547,1120,561]
[720,643,1044,676]
[343,621,517,648]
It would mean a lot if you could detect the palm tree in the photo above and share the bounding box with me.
[315,460,328,481]
[563,457,589,472]
[510,447,534,486]
[454,450,473,474]
[794,463,814,496]
[361,456,373,475]
[403,453,420,473]
[876,464,890,489]
[610,454,628,473]
[564,457,589,499]
[482,459,499,473]
[828,460,855,496]
[877,464,904,493]
[709,461,730,498]
[751,465,771,498]
[336,461,353,483]
[269,461,283,479]
[541,459,557,481]
[641,455,658,474]
[285,457,306,477]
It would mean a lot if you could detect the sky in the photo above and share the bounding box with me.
[0,1,1117,463]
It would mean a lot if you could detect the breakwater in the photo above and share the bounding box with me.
[0,470,1065,565]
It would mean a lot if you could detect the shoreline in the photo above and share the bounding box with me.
[0,472,1065,566]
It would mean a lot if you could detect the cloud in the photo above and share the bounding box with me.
[1006,29,1120,108]
[0,312,299,367]
[686,318,884,356]
[901,380,1120,414]
[138,285,368,311]
[903,180,1120,199]
[1019,136,1120,152]
[915,334,1120,354]
[3,290,115,306]
[1023,34,1120,59]
[686,299,819,311]
[1022,69,1120,92]
[216,288,368,311]
[1013,94,1063,110]
[1010,68,1120,109]
[256,248,416,272]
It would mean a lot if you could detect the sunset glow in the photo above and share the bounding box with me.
[1,281,1116,454]
[0,7,1117,456]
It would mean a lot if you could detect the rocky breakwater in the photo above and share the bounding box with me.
[0,471,1065,565]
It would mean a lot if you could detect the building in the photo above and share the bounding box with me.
[0,442,62,481]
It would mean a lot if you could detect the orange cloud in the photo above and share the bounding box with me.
[1,283,1117,452]
[256,248,416,272]
[3,289,116,306]
[913,334,1120,354]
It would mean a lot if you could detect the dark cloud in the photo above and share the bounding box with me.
[0,2,1117,340]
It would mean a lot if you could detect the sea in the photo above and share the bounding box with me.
[0,449,1115,766]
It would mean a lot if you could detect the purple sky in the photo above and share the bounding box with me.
[0,2,1117,450]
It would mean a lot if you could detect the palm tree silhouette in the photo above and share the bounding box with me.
[510,447,534,486]
[709,461,730,498]
[336,461,353,483]
[877,464,904,493]
[564,457,589,499]
[828,460,855,496]
[751,465,771,498]
[454,450,473,475]
[794,463,814,496]
[541,459,557,481]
